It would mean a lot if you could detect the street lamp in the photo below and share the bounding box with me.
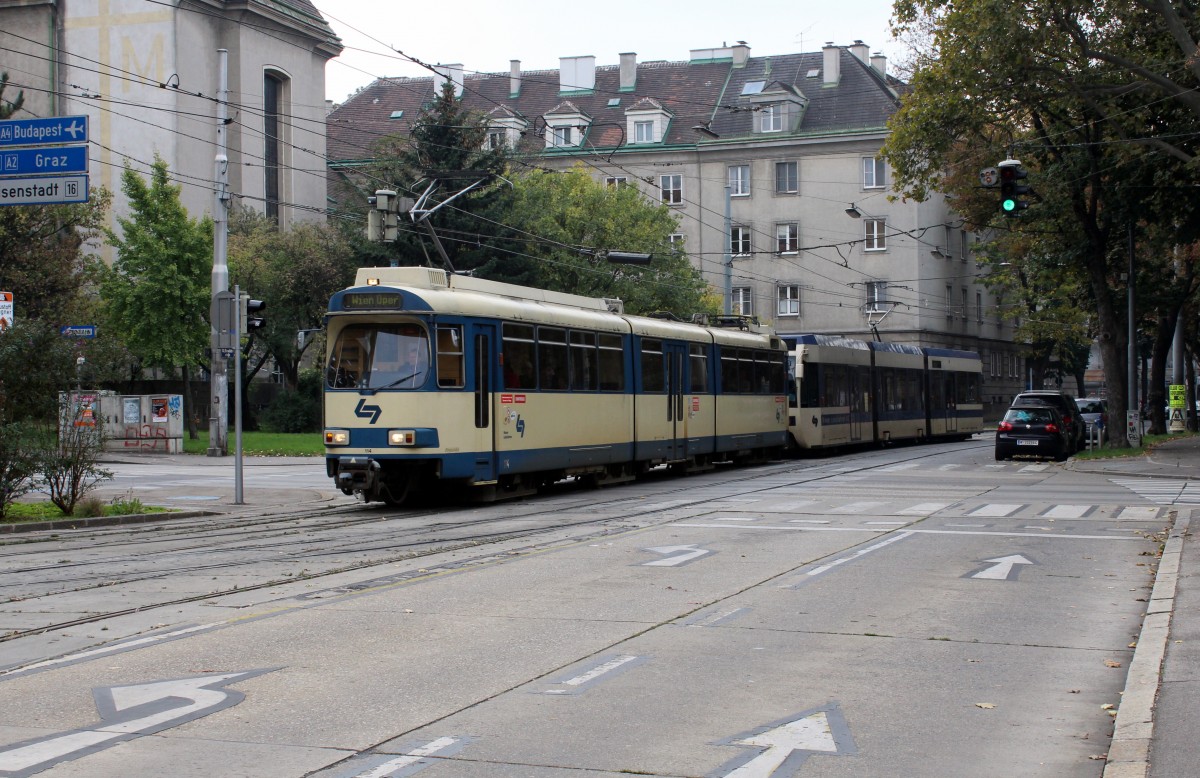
[845,204,862,218]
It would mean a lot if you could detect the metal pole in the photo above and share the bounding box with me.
[208,49,231,456]
[723,184,732,315]
[1128,221,1137,443]
[234,285,243,504]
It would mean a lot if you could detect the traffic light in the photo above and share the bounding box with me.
[239,294,266,333]
[998,160,1030,216]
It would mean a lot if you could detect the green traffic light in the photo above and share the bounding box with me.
[1002,198,1016,212]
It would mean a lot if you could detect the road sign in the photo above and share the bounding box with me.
[0,115,88,148]
[1,145,88,176]
[60,324,97,338]
[0,175,88,206]
[0,291,11,332]
[1169,384,1186,408]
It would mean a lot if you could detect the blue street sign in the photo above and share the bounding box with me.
[60,324,97,338]
[0,145,88,177]
[0,175,89,206]
[0,116,88,148]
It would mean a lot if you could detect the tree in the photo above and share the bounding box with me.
[884,0,1200,446]
[101,157,212,438]
[228,208,357,417]
[358,80,510,273]
[492,167,714,317]
[0,71,22,119]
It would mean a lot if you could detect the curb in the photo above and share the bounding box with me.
[1103,512,1189,777]
[0,510,218,534]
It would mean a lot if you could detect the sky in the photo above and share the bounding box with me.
[313,1,905,104]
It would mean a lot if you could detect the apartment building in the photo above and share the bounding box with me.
[327,41,1025,415]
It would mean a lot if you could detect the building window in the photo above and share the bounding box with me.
[778,285,800,316]
[864,219,886,251]
[550,126,573,146]
[730,225,752,256]
[605,176,629,188]
[945,285,954,319]
[776,223,799,253]
[668,233,685,246]
[660,174,683,205]
[775,161,797,194]
[760,104,783,132]
[732,287,753,316]
[728,164,750,197]
[263,72,285,222]
[862,156,885,188]
[486,130,507,150]
[865,281,887,312]
[976,291,984,323]
[961,230,971,261]
[634,120,654,143]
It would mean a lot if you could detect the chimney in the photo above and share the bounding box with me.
[850,40,870,64]
[559,55,596,93]
[732,41,750,67]
[435,63,464,97]
[619,52,636,91]
[325,99,334,115]
[822,42,840,85]
[871,52,887,77]
[510,59,521,97]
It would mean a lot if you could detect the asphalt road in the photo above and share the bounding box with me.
[0,440,1170,777]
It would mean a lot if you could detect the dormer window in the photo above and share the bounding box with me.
[743,82,809,134]
[625,97,672,145]
[483,106,528,152]
[543,100,590,150]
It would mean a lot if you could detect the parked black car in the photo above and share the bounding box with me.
[1009,390,1085,453]
[995,406,1071,461]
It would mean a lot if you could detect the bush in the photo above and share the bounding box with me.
[259,389,320,433]
[0,421,45,519]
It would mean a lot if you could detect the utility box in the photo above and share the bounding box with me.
[62,391,185,453]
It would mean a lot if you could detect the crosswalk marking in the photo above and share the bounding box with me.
[1111,478,1200,505]
[1041,505,1091,519]
[969,504,1024,518]
[830,501,886,514]
[898,502,951,515]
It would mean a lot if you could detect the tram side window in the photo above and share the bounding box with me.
[769,352,787,393]
[826,364,850,406]
[502,323,536,389]
[641,338,665,392]
[538,326,569,390]
[930,372,948,408]
[798,363,819,407]
[436,326,464,388]
[957,372,981,404]
[689,345,708,392]
[598,334,625,391]
[569,331,598,390]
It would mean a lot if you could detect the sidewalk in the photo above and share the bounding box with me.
[1068,436,1199,778]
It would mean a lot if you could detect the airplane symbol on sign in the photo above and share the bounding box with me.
[63,120,84,139]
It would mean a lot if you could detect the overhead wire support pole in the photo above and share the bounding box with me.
[208,48,230,457]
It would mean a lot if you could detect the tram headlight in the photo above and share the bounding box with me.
[324,429,350,446]
[388,429,416,446]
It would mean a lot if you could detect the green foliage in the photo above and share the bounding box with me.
[0,319,79,423]
[228,208,356,389]
[259,369,322,433]
[0,72,22,119]
[359,80,510,272]
[101,156,212,373]
[0,421,44,518]
[487,167,713,316]
[182,429,323,456]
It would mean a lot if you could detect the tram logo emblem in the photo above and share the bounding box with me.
[354,399,382,424]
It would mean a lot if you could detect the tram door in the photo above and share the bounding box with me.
[665,343,688,460]
[944,374,959,434]
[473,326,497,482]
[849,366,868,442]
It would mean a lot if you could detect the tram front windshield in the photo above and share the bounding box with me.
[327,324,429,390]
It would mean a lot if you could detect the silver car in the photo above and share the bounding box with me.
[1075,397,1107,429]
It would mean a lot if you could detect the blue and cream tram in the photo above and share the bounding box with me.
[784,334,983,450]
[323,267,789,504]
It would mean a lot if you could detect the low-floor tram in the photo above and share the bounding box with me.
[323,267,790,505]
[783,333,983,450]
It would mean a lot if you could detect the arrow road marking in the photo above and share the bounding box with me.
[0,669,276,776]
[970,554,1034,580]
[355,399,382,424]
[718,705,855,777]
[641,544,713,567]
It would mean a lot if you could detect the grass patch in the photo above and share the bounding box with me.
[182,430,323,457]
[1073,431,1196,460]
[3,494,168,525]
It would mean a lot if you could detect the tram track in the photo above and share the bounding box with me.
[0,440,987,646]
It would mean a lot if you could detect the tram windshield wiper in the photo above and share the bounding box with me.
[362,369,425,395]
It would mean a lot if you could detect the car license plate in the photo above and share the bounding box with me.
[1017,440,1039,446]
